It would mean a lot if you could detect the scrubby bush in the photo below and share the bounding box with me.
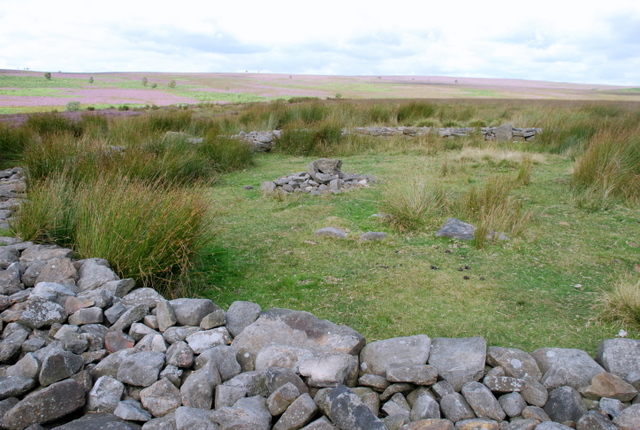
[44,72,51,80]
[168,80,177,89]
[66,101,81,112]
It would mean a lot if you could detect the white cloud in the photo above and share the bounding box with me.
[0,0,639,85]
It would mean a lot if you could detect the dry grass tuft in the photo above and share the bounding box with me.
[598,277,640,327]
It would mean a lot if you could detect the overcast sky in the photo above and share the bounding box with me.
[1,0,639,86]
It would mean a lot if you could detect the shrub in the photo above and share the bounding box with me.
[381,176,447,232]
[44,72,51,80]
[150,83,157,89]
[12,174,213,292]
[66,101,81,112]
[118,105,130,111]
[598,277,640,327]
[88,77,94,84]
[168,80,177,89]
[142,77,148,87]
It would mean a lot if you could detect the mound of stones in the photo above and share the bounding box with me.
[1,240,640,429]
[0,169,25,231]
[261,159,374,196]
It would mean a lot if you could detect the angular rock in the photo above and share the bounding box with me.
[226,301,262,337]
[532,347,605,390]
[105,302,128,325]
[597,339,640,386]
[115,399,153,422]
[215,384,247,410]
[77,259,119,291]
[299,416,338,430]
[110,304,149,332]
[543,386,588,423]
[18,296,67,329]
[102,278,136,298]
[359,232,386,241]
[130,322,159,341]
[174,406,217,430]
[357,373,390,391]
[169,298,219,327]
[39,350,84,386]
[273,393,317,430]
[117,351,165,387]
[428,337,486,392]
[267,382,300,416]
[162,326,200,344]
[0,375,36,400]
[327,385,386,430]
[522,405,550,421]
[486,346,542,381]
[155,300,177,333]
[382,392,410,420]
[359,335,431,377]
[185,327,231,354]
[576,410,618,430]
[121,288,164,309]
[195,345,241,381]
[534,423,576,430]
[20,245,73,264]
[314,227,348,238]
[165,341,194,368]
[498,392,526,417]
[435,218,476,241]
[410,393,441,421]
[495,123,513,142]
[255,344,316,372]
[599,397,625,418]
[180,360,221,409]
[34,258,77,287]
[0,262,23,296]
[299,352,358,387]
[613,404,640,430]
[581,371,638,401]
[159,365,182,388]
[51,412,142,429]
[199,308,226,330]
[387,364,438,386]
[210,396,271,430]
[68,306,103,325]
[140,379,182,418]
[140,413,177,430]
[461,381,505,421]
[439,392,475,423]
[224,370,270,397]
[265,367,309,396]
[521,378,548,407]
[105,330,136,353]
[2,379,85,430]
[0,247,19,270]
[91,349,136,379]
[483,375,525,393]
[5,352,40,379]
[87,375,125,413]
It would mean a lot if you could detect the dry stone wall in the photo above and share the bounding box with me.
[1,168,639,430]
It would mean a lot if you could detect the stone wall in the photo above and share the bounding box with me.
[1,167,638,430]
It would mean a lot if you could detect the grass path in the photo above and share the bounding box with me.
[196,152,640,354]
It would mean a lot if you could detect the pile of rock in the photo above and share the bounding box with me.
[481,124,543,142]
[0,241,640,429]
[0,168,25,231]
[260,159,374,196]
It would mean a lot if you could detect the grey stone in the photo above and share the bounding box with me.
[34,258,77,287]
[110,304,149,332]
[195,345,241,381]
[0,323,30,362]
[140,379,182,418]
[357,373,390,391]
[273,393,317,430]
[299,416,337,430]
[502,419,539,430]
[613,404,640,430]
[461,381,505,421]
[314,227,348,238]
[156,300,177,332]
[132,333,165,353]
[90,349,136,379]
[410,393,441,421]
[232,308,365,370]
[261,181,277,193]
[215,384,247,410]
[265,367,309,396]
[428,337,486,392]
[543,386,588,423]
[105,330,135,353]
[599,397,625,418]
[522,405,551,421]
[32,282,76,304]
[180,360,220,409]
[68,306,103,325]
[165,341,194,368]
[169,298,219,327]
[39,350,84,386]
[224,370,270,397]
[186,327,231,354]
[5,352,40,379]
[351,387,380,416]
[0,375,36,399]
[20,245,74,264]
[359,232,386,241]
[18,296,67,329]
[87,375,125,413]
[0,262,23,295]
[495,123,513,142]
[0,247,19,270]
[267,382,300,415]
[117,351,165,387]
[432,381,457,400]
[380,383,415,402]
[21,261,45,288]
[121,288,164,309]
[159,365,182,388]
[359,335,431,377]
[210,396,271,430]
[521,377,548,407]
[130,322,159,341]
[2,379,85,430]
[487,346,542,381]
[174,406,217,430]
[596,339,640,386]
[162,326,200,344]
[141,413,177,430]
[576,410,618,430]
[299,352,358,387]
[381,393,410,420]
[102,278,136,298]
[226,301,262,337]
[436,218,476,240]
[498,392,526,417]
[199,309,226,330]
[114,399,153,422]
[328,385,386,430]
[51,412,142,429]
[105,302,128,325]
[255,344,316,372]
[483,375,525,393]
[387,364,438,385]
[532,347,605,390]
[77,259,119,291]
[534,423,575,430]
[439,392,475,423]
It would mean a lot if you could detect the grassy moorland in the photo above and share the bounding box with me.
[2,69,640,114]
[1,98,639,354]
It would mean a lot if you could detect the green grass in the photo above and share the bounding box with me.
[172,90,272,104]
[194,151,640,354]
[0,88,77,97]
[0,75,85,89]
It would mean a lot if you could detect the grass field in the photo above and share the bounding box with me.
[2,98,639,355]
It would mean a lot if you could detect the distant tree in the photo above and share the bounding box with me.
[150,83,157,89]
[44,72,52,80]
[142,77,148,87]
[168,80,177,89]
[88,76,94,84]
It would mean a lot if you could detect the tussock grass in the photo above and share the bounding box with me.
[598,277,640,327]
[382,176,448,232]
[12,174,213,293]
[572,125,640,206]
[0,123,33,167]
[456,148,546,166]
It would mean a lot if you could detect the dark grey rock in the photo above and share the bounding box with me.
[357,373,389,391]
[102,279,136,298]
[174,406,217,430]
[195,345,241,381]
[0,247,19,270]
[68,306,102,325]
[110,304,149,332]
[140,413,176,430]
[51,412,142,429]
[214,384,247,410]
[576,410,618,430]
[267,382,300,416]
[180,360,220,409]
[387,364,438,385]
[327,385,386,430]
[543,386,588,423]
[199,309,226,330]
[613,404,640,430]
[265,367,309,396]
[224,370,270,397]
[34,258,77,287]
[521,378,548,407]
[381,393,410,421]
[210,395,271,430]
[0,375,36,399]
[439,392,475,423]
[117,351,165,387]
[428,337,486,391]
[299,416,337,430]
[599,397,625,418]
[0,323,31,362]
[314,227,348,238]
[226,301,262,337]
[20,245,73,264]
[114,399,153,422]
[5,352,40,379]
[435,218,476,240]
[159,365,182,388]
[162,326,199,344]
[597,339,640,386]
[39,350,84,386]
[360,335,431,377]
[532,347,605,390]
[140,379,182,418]
[2,379,85,430]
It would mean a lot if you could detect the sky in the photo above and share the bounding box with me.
[1,0,639,86]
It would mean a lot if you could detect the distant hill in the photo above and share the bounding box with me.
[1,69,638,113]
